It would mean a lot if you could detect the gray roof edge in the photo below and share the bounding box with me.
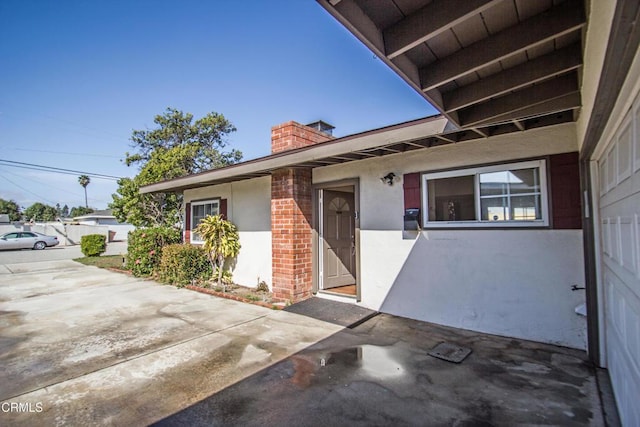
[141,115,448,194]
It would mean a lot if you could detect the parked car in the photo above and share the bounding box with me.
[0,231,60,250]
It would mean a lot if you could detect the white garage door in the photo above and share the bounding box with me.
[597,96,640,426]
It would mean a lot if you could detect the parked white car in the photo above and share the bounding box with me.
[0,231,60,250]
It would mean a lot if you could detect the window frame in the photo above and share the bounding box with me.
[190,198,221,243]
[421,159,549,228]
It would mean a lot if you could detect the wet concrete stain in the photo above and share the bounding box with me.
[0,308,212,401]
[154,314,601,427]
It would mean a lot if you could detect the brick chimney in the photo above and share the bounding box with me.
[270,121,333,302]
[271,120,334,153]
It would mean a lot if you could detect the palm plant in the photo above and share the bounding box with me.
[78,175,90,208]
[194,215,240,291]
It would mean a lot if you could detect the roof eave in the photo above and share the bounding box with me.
[140,115,448,194]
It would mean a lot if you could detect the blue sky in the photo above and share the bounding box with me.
[0,0,435,210]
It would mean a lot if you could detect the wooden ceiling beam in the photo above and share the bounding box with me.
[459,73,579,127]
[512,120,526,131]
[383,0,501,60]
[379,146,402,153]
[332,154,365,161]
[435,134,457,143]
[471,128,489,138]
[404,140,430,148]
[443,43,582,112]
[469,93,581,127]
[419,0,585,92]
[353,151,378,157]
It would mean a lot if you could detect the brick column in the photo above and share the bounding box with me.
[271,168,313,302]
[270,121,332,302]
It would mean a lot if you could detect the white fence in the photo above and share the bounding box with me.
[0,223,135,246]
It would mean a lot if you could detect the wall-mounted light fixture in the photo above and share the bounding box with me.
[380,172,396,186]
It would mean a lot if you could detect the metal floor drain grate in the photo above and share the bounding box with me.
[428,342,472,363]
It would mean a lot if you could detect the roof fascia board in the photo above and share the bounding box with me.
[141,116,448,193]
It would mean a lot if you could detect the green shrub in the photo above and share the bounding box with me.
[195,215,240,290]
[127,227,181,277]
[157,244,212,286]
[80,234,106,257]
[214,267,234,285]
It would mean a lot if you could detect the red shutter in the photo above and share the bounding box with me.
[549,152,582,229]
[403,173,421,209]
[184,202,191,243]
[220,198,228,219]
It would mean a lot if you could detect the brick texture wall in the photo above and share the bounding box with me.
[271,168,313,302]
[271,121,334,153]
[270,121,332,302]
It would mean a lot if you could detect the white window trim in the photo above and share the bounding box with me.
[190,199,220,243]
[421,159,549,228]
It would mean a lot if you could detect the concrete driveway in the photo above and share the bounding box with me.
[0,260,342,426]
[0,241,128,265]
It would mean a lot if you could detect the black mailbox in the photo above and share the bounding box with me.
[404,208,421,230]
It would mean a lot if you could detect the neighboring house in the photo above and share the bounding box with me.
[142,1,640,424]
[73,209,120,226]
[73,209,134,241]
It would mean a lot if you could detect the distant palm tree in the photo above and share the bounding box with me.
[78,175,90,208]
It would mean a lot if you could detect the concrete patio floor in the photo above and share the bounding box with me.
[0,258,611,426]
[157,314,606,426]
[0,260,343,426]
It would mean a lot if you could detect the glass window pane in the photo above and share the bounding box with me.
[427,175,476,221]
[510,195,541,220]
[480,171,509,196]
[509,168,539,194]
[191,201,220,241]
[481,197,508,221]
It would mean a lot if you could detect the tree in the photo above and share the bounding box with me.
[23,202,58,222]
[194,215,240,291]
[111,108,241,227]
[78,175,90,208]
[124,107,241,169]
[70,206,94,218]
[0,198,21,221]
[61,204,70,218]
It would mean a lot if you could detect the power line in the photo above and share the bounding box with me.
[0,173,58,205]
[0,159,123,180]
[1,168,113,206]
[1,167,84,200]
[11,148,122,159]
[0,110,128,143]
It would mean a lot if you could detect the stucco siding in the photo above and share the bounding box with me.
[365,230,586,349]
[183,176,272,288]
[314,123,578,231]
[313,123,586,348]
